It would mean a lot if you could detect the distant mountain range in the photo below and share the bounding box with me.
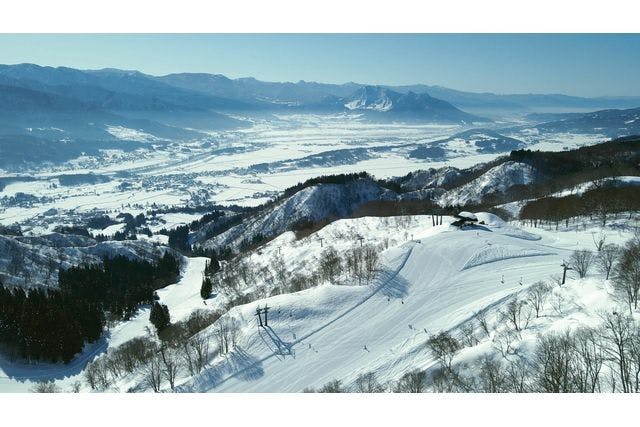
[0,64,486,124]
[157,69,640,114]
[1,63,640,168]
[532,107,640,137]
[2,63,639,118]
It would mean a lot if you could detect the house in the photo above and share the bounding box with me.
[451,211,479,228]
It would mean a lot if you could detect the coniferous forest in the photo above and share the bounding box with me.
[0,253,180,363]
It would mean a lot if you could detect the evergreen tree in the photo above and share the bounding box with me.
[200,277,213,299]
[150,302,171,332]
[168,225,190,252]
[204,255,220,275]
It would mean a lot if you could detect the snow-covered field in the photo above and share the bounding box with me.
[1,211,635,392]
[0,114,602,234]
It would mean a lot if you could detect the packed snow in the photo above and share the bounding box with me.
[2,211,635,392]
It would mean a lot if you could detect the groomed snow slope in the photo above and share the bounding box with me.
[179,213,569,392]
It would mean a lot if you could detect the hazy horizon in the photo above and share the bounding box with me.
[1,34,639,97]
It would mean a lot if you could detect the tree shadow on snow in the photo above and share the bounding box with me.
[191,346,265,391]
[377,269,410,299]
[0,333,109,383]
[459,224,493,233]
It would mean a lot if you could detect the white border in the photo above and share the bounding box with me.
[0,0,639,32]
[2,0,639,423]
[4,393,638,426]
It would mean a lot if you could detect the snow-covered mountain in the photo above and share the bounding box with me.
[0,233,174,288]
[200,178,397,250]
[437,161,536,206]
[342,86,486,123]
[392,167,463,192]
[408,129,524,160]
[157,70,640,114]
[532,107,640,137]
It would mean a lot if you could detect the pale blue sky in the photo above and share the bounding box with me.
[0,34,638,97]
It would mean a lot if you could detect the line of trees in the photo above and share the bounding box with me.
[0,284,103,363]
[85,309,222,392]
[204,243,382,309]
[59,253,180,320]
[0,253,180,363]
[311,310,640,393]
[520,185,640,228]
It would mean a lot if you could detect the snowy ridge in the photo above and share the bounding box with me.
[438,161,536,206]
[202,179,396,249]
[0,233,173,288]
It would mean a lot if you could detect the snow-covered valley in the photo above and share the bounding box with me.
[0,113,606,236]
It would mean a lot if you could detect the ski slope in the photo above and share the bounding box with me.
[179,213,576,392]
[2,212,634,392]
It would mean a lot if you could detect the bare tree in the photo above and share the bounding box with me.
[271,254,289,289]
[493,328,519,358]
[362,244,380,283]
[460,323,479,347]
[573,327,605,392]
[346,246,365,285]
[288,273,310,292]
[526,282,551,318]
[598,244,620,280]
[159,346,181,390]
[477,355,507,392]
[85,358,111,391]
[533,330,577,392]
[504,357,532,392]
[500,299,532,333]
[215,317,239,355]
[474,311,490,337]
[570,249,595,278]
[113,336,157,373]
[613,238,640,313]
[600,311,635,393]
[31,380,59,393]
[627,324,640,392]
[353,371,386,393]
[229,317,240,348]
[144,355,164,392]
[179,332,211,375]
[235,257,257,288]
[551,293,567,316]
[105,356,123,380]
[394,370,426,393]
[318,379,345,393]
[319,247,342,283]
[427,331,461,371]
[429,366,467,392]
[592,230,607,252]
